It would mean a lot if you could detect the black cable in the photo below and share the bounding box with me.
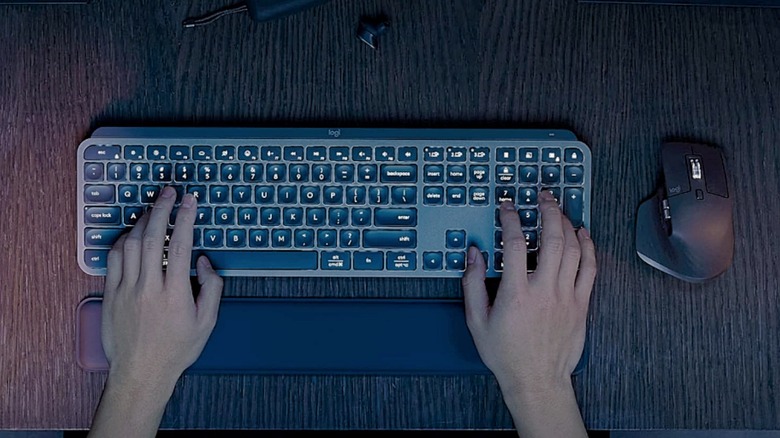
[183,3,248,28]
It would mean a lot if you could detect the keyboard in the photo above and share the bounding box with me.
[78,127,591,277]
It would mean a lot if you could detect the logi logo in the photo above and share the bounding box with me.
[328,129,341,138]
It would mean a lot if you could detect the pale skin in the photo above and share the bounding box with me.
[89,187,596,438]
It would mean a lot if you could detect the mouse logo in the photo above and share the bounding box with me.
[328,129,341,138]
[669,186,681,194]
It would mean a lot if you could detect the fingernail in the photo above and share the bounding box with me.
[467,246,477,263]
[198,256,212,268]
[540,190,553,201]
[161,186,175,199]
[181,193,195,208]
[501,201,515,211]
[580,228,591,239]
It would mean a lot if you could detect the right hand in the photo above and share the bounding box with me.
[461,192,597,394]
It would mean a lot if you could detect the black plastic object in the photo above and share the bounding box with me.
[635,142,734,282]
[246,0,330,22]
[356,16,390,49]
[77,297,588,375]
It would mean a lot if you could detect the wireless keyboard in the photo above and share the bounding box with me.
[78,127,591,277]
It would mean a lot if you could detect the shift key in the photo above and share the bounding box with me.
[363,230,417,248]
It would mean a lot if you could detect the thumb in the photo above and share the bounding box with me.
[462,246,489,329]
[195,255,223,329]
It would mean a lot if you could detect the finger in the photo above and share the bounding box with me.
[105,234,127,295]
[122,213,149,285]
[462,246,489,329]
[557,214,581,294]
[534,191,565,283]
[166,193,197,291]
[140,186,177,282]
[195,256,223,330]
[574,228,597,302]
[497,201,528,291]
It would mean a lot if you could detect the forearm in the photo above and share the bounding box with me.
[500,379,587,438]
[88,371,177,438]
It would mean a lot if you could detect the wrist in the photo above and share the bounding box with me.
[498,375,576,412]
[106,366,179,406]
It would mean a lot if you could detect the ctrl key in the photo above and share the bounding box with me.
[84,249,109,269]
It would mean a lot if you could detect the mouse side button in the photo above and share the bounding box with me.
[694,144,729,198]
[662,143,692,197]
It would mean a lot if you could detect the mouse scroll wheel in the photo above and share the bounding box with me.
[690,157,702,180]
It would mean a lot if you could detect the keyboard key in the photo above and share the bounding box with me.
[346,186,366,205]
[518,187,537,205]
[249,229,269,247]
[187,185,207,202]
[423,186,444,205]
[398,147,417,161]
[469,165,489,183]
[351,208,371,226]
[306,146,327,161]
[328,208,348,226]
[527,251,538,271]
[260,207,281,226]
[215,146,235,160]
[376,146,395,161]
[363,230,416,248]
[226,229,247,248]
[354,251,383,270]
[542,187,561,204]
[323,186,343,204]
[272,229,292,248]
[141,185,161,203]
[565,148,583,162]
[84,249,109,268]
[446,230,466,249]
[294,229,315,247]
[84,163,103,181]
[266,164,286,182]
[307,208,326,226]
[84,185,115,203]
[564,188,584,227]
[374,208,417,227]
[424,147,444,161]
[170,145,190,160]
[84,145,120,160]
[494,230,503,249]
[469,147,490,162]
[203,229,223,247]
[494,252,504,271]
[352,147,372,161]
[335,164,354,182]
[106,163,126,181]
[84,228,123,247]
[391,186,416,204]
[542,148,562,163]
[321,251,351,270]
[192,145,212,160]
[152,163,172,182]
[358,164,377,182]
[221,164,241,182]
[381,165,417,183]
[519,165,538,183]
[124,145,144,160]
[519,148,538,162]
[469,187,489,206]
[329,146,350,162]
[446,187,466,205]
[496,147,516,162]
[446,252,466,271]
[241,164,262,182]
[368,186,389,205]
[340,229,360,247]
[238,145,258,161]
[198,164,217,182]
[519,209,537,227]
[261,146,282,161]
[312,164,332,182]
[284,146,304,161]
[387,251,416,270]
[118,185,138,203]
[564,165,584,184]
[496,165,516,183]
[195,207,211,225]
[194,250,317,270]
[147,145,167,160]
[301,186,320,204]
[215,207,235,225]
[255,186,274,204]
[524,230,538,250]
[317,229,337,247]
[175,163,195,182]
[423,252,443,270]
[424,165,444,183]
[283,207,303,226]
[290,164,309,182]
[278,186,297,203]
[237,207,257,225]
[209,185,229,203]
[124,207,143,225]
[230,186,251,204]
[446,147,467,162]
[541,165,561,184]
[446,165,466,183]
[495,186,515,203]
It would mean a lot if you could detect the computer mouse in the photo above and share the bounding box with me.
[635,142,734,282]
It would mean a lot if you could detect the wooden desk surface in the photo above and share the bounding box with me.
[1,0,779,430]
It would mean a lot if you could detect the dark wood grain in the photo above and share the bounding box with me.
[1,0,779,430]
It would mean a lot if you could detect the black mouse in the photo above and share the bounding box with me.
[635,142,734,282]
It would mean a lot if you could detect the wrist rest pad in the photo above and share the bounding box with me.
[77,297,586,374]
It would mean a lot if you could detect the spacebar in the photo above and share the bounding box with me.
[193,251,318,270]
